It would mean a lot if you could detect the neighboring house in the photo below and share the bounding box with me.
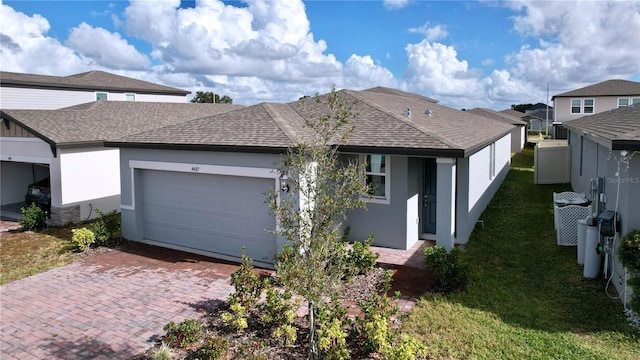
[105,87,514,266]
[1,102,240,225]
[525,109,553,132]
[563,105,640,309]
[552,79,640,135]
[500,109,546,133]
[1,70,195,223]
[0,70,190,109]
[466,108,527,153]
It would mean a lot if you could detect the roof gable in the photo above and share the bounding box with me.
[552,79,640,99]
[0,70,189,95]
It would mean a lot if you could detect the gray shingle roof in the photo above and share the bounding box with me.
[562,105,640,150]
[1,102,240,146]
[466,108,528,126]
[552,79,640,99]
[108,88,513,158]
[0,70,190,95]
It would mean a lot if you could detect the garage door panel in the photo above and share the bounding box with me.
[141,169,277,262]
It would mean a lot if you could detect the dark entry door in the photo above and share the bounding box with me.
[422,158,437,234]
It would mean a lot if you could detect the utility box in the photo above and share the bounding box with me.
[534,140,570,184]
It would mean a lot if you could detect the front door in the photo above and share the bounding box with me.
[422,158,437,234]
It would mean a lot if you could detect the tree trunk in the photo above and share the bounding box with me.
[308,300,318,359]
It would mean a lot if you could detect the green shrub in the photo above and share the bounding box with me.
[618,229,640,315]
[19,203,46,231]
[162,318,202,348]
[195,335,229,359]
[316,299,350,360]
[151,342,174,360]
[229,247,265,307]
[70,227,96,251]
[423,245,468,293]
[356,270,399,354]
[345,233,379,276]
[618,229,640,271]
[90,209,121,245]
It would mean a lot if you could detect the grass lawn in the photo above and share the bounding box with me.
[0,226,78,285]
[402,145,640,359]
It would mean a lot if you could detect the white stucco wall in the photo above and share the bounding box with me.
[468,134,511,212]
[59,147,120,205]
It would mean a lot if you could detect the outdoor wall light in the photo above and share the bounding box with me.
[280,175,290,193]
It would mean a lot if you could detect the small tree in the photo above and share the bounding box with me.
[268,87,369,358]
[190,91,233,104]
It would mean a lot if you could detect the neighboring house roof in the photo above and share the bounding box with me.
[363,86,439,103]
[106,87,514,158]
[552,79,640,99]
[526,109,553,121]
[466,108,528,126]
[0,70,190,96]
[1,102,241,148]
[562,105,640,151]
[499,109,529,119]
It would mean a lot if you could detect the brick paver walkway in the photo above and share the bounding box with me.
[0,240,431,359]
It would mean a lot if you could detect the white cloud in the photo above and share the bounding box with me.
[504,0,640,89]
[383,0,411,10]
[481,58,495,67]
[340,54,399,89]
[66,22,150,69]
[122,0,342,82]
[408,22,448,42]
[0,5,89,74]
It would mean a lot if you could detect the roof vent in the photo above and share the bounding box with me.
[425,109,432,116]
[404,109,412,118]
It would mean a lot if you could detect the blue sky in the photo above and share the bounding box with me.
[2,1,639,109]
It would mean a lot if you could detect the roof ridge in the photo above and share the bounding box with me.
[345,89,460,148]
[261,102,300,144]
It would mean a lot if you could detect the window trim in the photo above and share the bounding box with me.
[570,99,582,114]
[361,154,391,205]
[618,97,630,108]
[96,92,108,101]
[583,98,594,114]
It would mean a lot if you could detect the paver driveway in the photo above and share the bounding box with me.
[0,242,244,360]
[0,237,429,360]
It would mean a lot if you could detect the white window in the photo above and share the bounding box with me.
[571,99,582,114]
[362,154,390,203]
[125,93,135,102]
[96,92,108,101]
[618,98,629,107]
[583,98,594,113]
[618,97,640,107]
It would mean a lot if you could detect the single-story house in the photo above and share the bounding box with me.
[500,109,547,133]
[466,108,527,153]
[0,102,240,225]
[105,87,515,266]
[563,105,640,309]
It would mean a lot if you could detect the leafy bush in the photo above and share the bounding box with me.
[316,299,351,360]
[345,233,379,276]
[195,335,229,359]
[221,299,249,332]
[90,209,121,245]
[70,227,96,251]
[618,229,640,315]
[162,318,202,348]
[618,229,640,271]
[229,248,265,307]
[423,245,468,293]
[19,203,46,231]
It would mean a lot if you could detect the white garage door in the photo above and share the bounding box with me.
[141,169,277,263]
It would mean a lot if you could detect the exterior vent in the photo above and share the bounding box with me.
[404,109,412,118]
[425,109,432,116]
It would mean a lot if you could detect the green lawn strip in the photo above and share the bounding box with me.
[403,146,640,359]
[0,228,78,285]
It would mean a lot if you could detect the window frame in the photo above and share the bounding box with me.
[632,97,640,105]
[96,92,108,101]
[583,98,594,114]
[618,98,630,108]
[361,154,391,204]
[489,142,496,180]
[125,93,136,102]
[570,99,582,114]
